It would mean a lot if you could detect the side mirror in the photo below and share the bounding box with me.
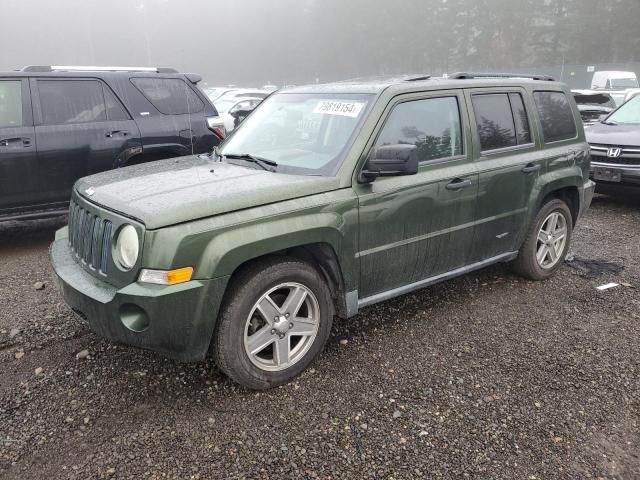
[360,144,419,182]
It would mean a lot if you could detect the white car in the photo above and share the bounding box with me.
[591,71,640,106]
[217,89,272,100]
[215,97,263,132]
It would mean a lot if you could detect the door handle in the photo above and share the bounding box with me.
[522,163,541,174]
[105,130,128,138]
[446,178,473,191]
[0,137,29,147]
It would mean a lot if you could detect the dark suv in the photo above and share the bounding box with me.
[50,73,595,389]
[0,66,225,221]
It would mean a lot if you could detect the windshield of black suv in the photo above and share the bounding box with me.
[219,93,373,176]
[606,95,640,124]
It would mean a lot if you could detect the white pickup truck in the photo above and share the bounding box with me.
[591,71,639,106]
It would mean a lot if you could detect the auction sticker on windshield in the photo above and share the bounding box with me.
[313,100,366,118]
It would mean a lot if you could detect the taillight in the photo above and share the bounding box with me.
[212,127,226,140]
[206,116,226,140]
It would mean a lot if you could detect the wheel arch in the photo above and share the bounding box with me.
[536,183,580,226]
[214,230,351,318]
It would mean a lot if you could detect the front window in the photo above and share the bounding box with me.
[607,95,640,125]
[376,96,463,161]
[220,93,372,176]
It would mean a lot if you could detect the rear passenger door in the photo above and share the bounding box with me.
[0,78,38,212]
[466,89,542,262]
[532,90,582,181]
[356,91,478,299]
[32,78,141,204]
[129,77,206,157]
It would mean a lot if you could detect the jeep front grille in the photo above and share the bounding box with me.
[590,144,640,166]
[68,200,112,274]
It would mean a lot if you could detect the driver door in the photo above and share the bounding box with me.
[354,91,479,300]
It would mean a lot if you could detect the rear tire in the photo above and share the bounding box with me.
[213,257,333,390]
[513,199,573,281]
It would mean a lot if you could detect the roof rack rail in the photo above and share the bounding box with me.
[404,74,431,82]
[20,65,179,73]
[449,72,555,82]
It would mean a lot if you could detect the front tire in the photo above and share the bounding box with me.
[513,199,573,281]
[213,257,333,390]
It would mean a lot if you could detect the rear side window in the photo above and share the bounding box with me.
[0,81,23,128]
[472,93,532,151]
[131,78,204,115]
[509,93,532,144]
[38,80,106,125]
[533,91,577,143]
[375,96,463,162]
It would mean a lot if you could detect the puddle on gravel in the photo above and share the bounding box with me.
[565,256,624,278]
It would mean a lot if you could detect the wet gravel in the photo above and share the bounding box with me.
[1,195,639,479]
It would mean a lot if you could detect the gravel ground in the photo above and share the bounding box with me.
[0,195,639,480]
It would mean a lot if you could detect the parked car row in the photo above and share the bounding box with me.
[1,65,637,389]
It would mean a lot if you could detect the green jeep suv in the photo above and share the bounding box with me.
[50,73,595,389]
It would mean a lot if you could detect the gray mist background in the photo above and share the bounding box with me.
[1,0,639,87]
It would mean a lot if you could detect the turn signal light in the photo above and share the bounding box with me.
[139,267,194,285]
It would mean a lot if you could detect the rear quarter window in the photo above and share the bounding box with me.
[131,78,204,115]
[533,91,577,143]
[0,80,22,128]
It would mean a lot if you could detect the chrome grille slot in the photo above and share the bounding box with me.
[590,144,640,166]
[68,199,112,274]
[100,221,112,274]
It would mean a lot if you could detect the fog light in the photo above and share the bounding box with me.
[120,304,150,332]
[139,267,194,285]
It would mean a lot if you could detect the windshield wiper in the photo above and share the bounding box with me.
[223,153,278,172]
[601,120,618,125]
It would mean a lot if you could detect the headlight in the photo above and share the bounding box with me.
[115,224,139,270]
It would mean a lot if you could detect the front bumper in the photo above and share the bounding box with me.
[49,232,229,362]
[590,163,640,187]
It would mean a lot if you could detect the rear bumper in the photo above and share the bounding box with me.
[49,233,229,362]
[580,179,596,219]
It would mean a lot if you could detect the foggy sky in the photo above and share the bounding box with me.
[1,0,639,88]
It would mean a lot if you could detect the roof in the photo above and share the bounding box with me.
[0,67,196,81]
[282,73,563,95]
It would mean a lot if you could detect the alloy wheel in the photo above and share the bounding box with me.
[243,282,320,372]
[536,211,568,269]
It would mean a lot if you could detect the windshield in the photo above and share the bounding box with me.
[219,93,372,176]
[606,95,640,124]
[611,78,639,89]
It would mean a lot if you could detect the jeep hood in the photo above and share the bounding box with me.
[586,122,640,146]
[75,156,341,229]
